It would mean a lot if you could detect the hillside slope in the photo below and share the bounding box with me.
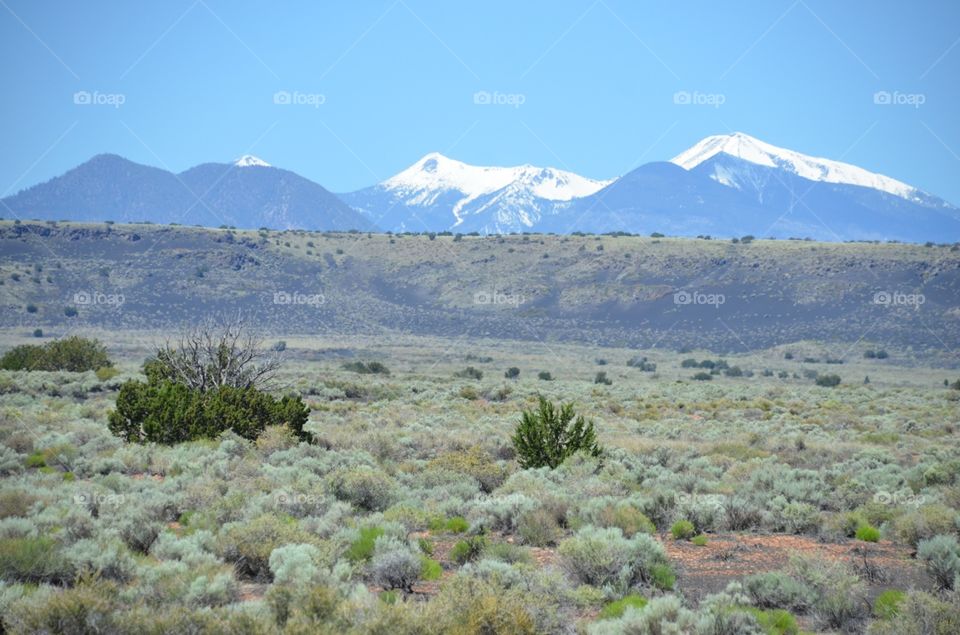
[0,222,957,355]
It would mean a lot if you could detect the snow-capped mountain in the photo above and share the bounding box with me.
[340,153,611,233]
[234,155,271,168]
[561,132,959,241]
[671,132,924,202]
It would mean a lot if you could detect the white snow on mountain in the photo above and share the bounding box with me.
[671,132,921,202]
[380,153,611,224]
[234,155,271,168]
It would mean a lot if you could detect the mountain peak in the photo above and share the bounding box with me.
[382,155,610,202]
[671,132,919,201]
[234,155,271,168]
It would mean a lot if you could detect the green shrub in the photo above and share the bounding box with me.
[3,579,120,633]
[95,366,120,381]
[347,526,386,563]
[692,371,713,381]
[788,555,866,630]
[649,563,675,590]
[504,367,520,379]
[855,523,880,542]
[558,526,669,591]
[327,467,395,512]
[537,371,553,381]
[451,535,488,565]
[427,447,506,493]
[512,397,602,469]
[482,542,532,565]
[420,556,442,580]
[594,503,656,536]
[0,336,111,372]
[445,516,470,533]
[454,366,483,380]
[873,589,906,619]
[599,594,648,619]
[216,515,320,580]
[867,589,960,635]
[692,534,708,546]
[517,508,560,547]
[893,504,957,548]
[916,534,960,589]
[670,519,695,540]
[369,536,421,592]
[459,385,479,400]
[269,543,323,586]
[815,374,841,387]
[594,371,612,385]
[0,537,74,584]
[342,360,390,375]
[747,607,799,635]
[108,379,309,444]
[743,571,817,611]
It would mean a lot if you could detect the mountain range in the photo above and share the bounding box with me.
[3,133,958,242]
[0,154,373,232]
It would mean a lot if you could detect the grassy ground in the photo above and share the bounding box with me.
[1,331,958,633]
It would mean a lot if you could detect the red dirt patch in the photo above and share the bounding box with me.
[664,532,925,601]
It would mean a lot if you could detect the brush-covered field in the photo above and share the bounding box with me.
[1,330,959,634]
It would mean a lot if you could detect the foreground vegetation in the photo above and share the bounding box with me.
[0,330,958,633]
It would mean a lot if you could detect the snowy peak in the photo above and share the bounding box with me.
[670,132,920,201]
[234,155,271,168]
[381,153,611,202]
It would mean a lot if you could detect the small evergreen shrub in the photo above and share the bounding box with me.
[537,371,553,381]
[504,367,520,379]
[109,380,309,444]
[0,336,111,372]
[342,360,390,375]
[815,374,841,387]
[512,397,602,469]
[594,371,612,385]
[454,367,483,380]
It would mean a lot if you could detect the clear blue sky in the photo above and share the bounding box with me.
[1,0,958,202]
